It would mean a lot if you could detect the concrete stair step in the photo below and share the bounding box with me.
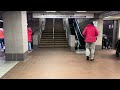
[42,35,53,37]
[54,45,68,47]
[42,32,53,34]
[54,35,66,37]
[42,33,53,34]
[54,33,65,35]
[40,39,53,41]
[54,43,68,45]
[41,37,53,39]
[39,45,68,48]
[54,37,66,39]
[54,40,67,43]
[39,45,54,48]
[54,38,66,40]
[40,43,54,45]
[40,40,53,43]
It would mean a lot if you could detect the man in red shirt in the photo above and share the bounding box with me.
[82,21,99,61]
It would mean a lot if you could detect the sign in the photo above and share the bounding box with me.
[33,13,94,18]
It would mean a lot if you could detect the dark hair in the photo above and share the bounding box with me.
[27,24,30,28]
[88,21,94,25]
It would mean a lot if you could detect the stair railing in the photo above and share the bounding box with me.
[38,21,45,45]
[53,18,55,47]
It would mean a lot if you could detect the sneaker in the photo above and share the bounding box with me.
[90,59,94,61]
[28,51,32,53]
[1,49,4,51]
[86,56,89,60]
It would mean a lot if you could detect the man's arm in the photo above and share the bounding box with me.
[82,27,87,36]
[95,28,99,36]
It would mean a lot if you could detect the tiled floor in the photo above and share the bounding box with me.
[1,48,120,79]
[0,49,19,78]
[0,61,19,78]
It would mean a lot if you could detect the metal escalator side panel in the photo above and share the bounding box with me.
[74,19,85,49]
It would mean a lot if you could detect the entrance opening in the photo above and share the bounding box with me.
[102,20,118,49]
[38,18,68,48]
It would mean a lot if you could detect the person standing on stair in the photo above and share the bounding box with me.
[27,26,33,52]
[82,21,99,61]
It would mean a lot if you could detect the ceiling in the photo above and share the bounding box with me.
[104,13,120,20]
[28,11,105,14]
[0,11,105,15]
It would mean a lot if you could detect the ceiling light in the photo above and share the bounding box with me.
[46,11,56,12]
[104,16,112,18]
[76,11,87,12]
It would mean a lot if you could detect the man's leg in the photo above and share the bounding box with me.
[90,42,95,60]
[28,42,32,51]
[86,43,90,60]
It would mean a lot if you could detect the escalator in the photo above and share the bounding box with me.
[68,18,85,50]
[74,19,85,49]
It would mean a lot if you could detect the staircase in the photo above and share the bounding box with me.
[39,18,68,48]
[39,32,54,48]
[54,32,68,48]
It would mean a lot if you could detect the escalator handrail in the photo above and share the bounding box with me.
[75,19,84,38]
[73,22,81,47]
[74,19,85,48]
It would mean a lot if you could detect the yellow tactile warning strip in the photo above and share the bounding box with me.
[1,48,120,79]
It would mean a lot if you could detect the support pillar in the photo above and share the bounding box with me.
[3,11,28,61]
[95,18,103,49]
[118,20,120,39]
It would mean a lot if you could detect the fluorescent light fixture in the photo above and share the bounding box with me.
[76,11,87,12]
[46,11,56,12]
[104,16,112,18]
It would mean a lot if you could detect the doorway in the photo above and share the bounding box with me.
[102,20,118,49]
[39,18,68,48]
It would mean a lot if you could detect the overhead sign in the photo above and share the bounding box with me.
[33,13,94,18]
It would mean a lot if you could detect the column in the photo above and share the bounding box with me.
[112,20,117,48]
[95,18,103,49]
[118,20,120,39]
[3,11,28,61]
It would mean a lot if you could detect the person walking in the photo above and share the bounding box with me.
[82,21,99,61]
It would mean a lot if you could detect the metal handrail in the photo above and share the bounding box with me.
[38,21,45,45]
[74,19,85,49]
[75,19,84,38]
[53,18,55,47]
[73,21,80,48]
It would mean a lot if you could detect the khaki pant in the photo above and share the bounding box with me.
[85,42,95,59]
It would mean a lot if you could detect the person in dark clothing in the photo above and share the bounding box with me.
[31,32,34,49]
[102,36,111,49]
[103,36,109,49]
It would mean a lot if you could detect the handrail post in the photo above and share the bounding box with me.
[53,18,55,47]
